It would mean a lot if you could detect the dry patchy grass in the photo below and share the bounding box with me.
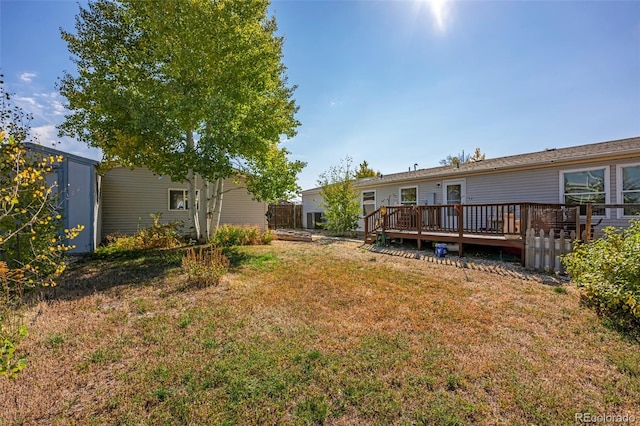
[1,240,638,425]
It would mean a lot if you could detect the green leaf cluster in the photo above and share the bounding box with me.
[562,216,640,337]
[210,224,274,247]
[1,81,83,296]
[59,0,305,202]
[354,160,379,179]
[317,157,361,235]
[1,80,83,379]
[0,321,27,380]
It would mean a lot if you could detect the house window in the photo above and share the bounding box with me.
[362,191,376,216]
[561,167,608,216]
[619,164,640,217]
[399,186,417,206]
[169,189,199,210]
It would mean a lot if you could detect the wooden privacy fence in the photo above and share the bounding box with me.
[525,228,600,274]
[267,204,303,229]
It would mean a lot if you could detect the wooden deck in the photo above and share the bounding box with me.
[364,203,581,265]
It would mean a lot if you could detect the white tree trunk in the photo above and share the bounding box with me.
[208,177,224,234]
[186,130,201,240]
[205,179,211,240]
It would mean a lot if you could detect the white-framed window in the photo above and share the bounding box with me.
[560,166,609,217]
[168,189,199,211]
[362,190,376,216]
[399,186,418,206]
[617,163,640,217]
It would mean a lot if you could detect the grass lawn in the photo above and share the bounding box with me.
[1,239,638,425]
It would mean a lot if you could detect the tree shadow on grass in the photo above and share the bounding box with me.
[29,245,281,304]
[29,247,185,303]
[221,246,255,268]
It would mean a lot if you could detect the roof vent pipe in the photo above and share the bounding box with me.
[414,163,418,171]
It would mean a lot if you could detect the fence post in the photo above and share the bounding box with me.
[551,230,556,270]
[525,228,533,269]
[585,204,592,242]
[538,229,545,270]
[291,204,295,229]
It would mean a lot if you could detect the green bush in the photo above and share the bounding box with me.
[210,225,273,247]
[562,216,640,336]
[97,214,183,254]
[0,314,27,380]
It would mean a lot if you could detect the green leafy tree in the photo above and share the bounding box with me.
[317,157,360,235]
[354,160,379,179]
[1,80,83,379]
[439,148,486,166]
[59,0,305,240]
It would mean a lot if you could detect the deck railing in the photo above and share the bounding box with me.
[364,202,583,243]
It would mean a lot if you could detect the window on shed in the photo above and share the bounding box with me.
[621,164,640,216]
[561,168,606,215]
[362,191,376,216]
[399,187,417,206]
[169,189,199,210]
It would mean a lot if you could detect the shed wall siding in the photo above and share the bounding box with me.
[66,160,96,253]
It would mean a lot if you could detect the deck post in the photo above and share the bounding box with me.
[456,204,464,258]
[364,212,369,242]
[519,204,528,265]
[417,206,422,250]
[382,208,387,232]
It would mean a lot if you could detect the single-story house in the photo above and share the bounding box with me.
[25,144,269,251]
[302,136,640,246]
[26,143,101,254]
[100,166,268,240]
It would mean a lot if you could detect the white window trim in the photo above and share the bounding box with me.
[361,190,376,216]
[168,188,199,211]
[442,179,467,205]
[399,186,418,206]
[559,166,610,218]
[616,162,640,219]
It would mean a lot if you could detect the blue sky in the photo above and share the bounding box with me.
[1,0,639,192]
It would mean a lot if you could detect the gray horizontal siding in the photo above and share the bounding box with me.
[304,156,640,233]
[101,167,267,240]
[101,167,193,238]
[218,180,268,229]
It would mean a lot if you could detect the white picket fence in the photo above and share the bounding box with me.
[524,228,597,274]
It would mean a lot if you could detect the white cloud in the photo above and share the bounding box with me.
[13,95,46,119]
[10,89,100,161]
[31,124,102,161]
[14,92,67,122]
[30,124,57,144]
[19,72,37,83]
[52,100,66,116]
